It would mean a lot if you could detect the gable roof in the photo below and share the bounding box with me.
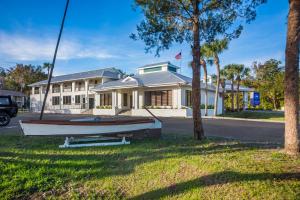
[29,68,122,87]
[93,71,196,91]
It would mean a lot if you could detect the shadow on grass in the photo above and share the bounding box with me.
[130,171,300,200]
[0,134,283,199]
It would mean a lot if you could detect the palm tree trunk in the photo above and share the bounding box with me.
[214,56,220,116]
[201,59,208,116]
[284,0,300,155]
[236,80,240,112]
[191,0,204,140]
[221,81,225,114]
[231,79,234,112]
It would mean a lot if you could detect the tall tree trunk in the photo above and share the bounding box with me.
[221,81,225,114]
[201,59,208,116]
[284,0,300,155]
[214,55,220,116]
[236,80,240,112]
[231,79,234,112]
[192,0,204,140]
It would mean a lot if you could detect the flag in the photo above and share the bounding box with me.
[175,52,182,60]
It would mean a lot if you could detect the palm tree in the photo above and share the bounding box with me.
[233,65,250,112]
[223,65,235,112]
[284,0,300,155]
[201,39,228,116]
[42,63,52,79]
[219,69,227,114]
[200,58,208,116]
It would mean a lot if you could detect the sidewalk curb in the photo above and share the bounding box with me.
[202,116,284,123]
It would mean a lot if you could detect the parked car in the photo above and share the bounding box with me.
[0,95,18,126]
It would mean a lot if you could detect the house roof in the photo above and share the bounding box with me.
[92,71,215,91]
[29,68,122,87]
[0,90,26,97]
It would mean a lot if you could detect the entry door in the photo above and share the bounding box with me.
[89,98,95,109]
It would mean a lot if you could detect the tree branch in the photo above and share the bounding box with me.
[176,0,195,24]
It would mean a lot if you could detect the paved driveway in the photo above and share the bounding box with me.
[161,117,284,143]
[1,112,285,144]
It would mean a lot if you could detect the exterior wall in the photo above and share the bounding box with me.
[30,78,102,113]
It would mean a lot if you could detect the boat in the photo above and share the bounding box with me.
[19,116,162,148]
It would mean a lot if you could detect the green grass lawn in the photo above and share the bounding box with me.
[0,132,299,199]
[219,111,285,122]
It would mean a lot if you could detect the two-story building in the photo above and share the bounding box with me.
[29,62,235,117]
[29,68,122,114]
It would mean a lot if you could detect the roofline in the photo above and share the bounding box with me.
[29,73,120,87]
[137,61,171,69]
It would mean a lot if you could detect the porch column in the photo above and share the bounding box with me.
[138,89,144,109]
[31,87,34,95]
[112,91,117,109]
[133,90,138,109]
[72,82,75,92]
[95,93,100,107]
[117,91,122,109]
[243,91,248,110]
[177,88,182,109]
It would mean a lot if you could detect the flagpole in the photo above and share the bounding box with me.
[40,0,69,120]
[180,49,182,68]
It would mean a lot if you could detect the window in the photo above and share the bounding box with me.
[75,95,81,104]
[63,96,71,105]
[52,84,60,93]
[100,93,112,106]
[52,96,60,105]
[76,82,85,91]
[42,86,46,94]
[145,90,172,106]
[0,97,10,105]
[168,66,177,72]
[143,66,162,73]
[186,90,192,107]
[123,93,128,106]
[63,83,72,92]
[34,87,39,94]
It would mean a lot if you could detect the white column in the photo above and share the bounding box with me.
[138,90,144,109]
[172,88,178,108]
[133,90,138,109]
[117,91,122,109]
[177,87,182,109]
[31,87,34,95]
[112,91,117,109]
[72,82,75,92]
[95,93,100,107]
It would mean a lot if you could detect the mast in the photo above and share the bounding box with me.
[40,0,70,120]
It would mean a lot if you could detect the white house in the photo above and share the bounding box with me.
[29,62,247,117]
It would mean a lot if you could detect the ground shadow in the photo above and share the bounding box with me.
[130,170,300,200]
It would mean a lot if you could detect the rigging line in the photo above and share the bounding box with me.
[40,0,70,120]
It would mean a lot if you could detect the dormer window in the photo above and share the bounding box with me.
[143,66,162,73]
[168,66,177,72]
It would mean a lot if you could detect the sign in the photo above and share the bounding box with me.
[250,92,260,106]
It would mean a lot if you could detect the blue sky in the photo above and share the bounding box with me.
[0,0,288,77]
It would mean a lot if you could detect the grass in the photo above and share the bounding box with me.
[219,111,285,122]
[0,132,300,199]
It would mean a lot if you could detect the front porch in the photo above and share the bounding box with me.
[93,87,203,117]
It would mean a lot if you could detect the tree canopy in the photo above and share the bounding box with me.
[1,64,47,95]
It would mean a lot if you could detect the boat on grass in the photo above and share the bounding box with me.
[19,117,162,148]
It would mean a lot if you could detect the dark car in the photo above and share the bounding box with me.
[0,95,18,126]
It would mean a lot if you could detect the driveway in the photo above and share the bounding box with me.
[1,112,285,144]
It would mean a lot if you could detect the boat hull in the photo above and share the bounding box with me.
[19,119,161,137]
